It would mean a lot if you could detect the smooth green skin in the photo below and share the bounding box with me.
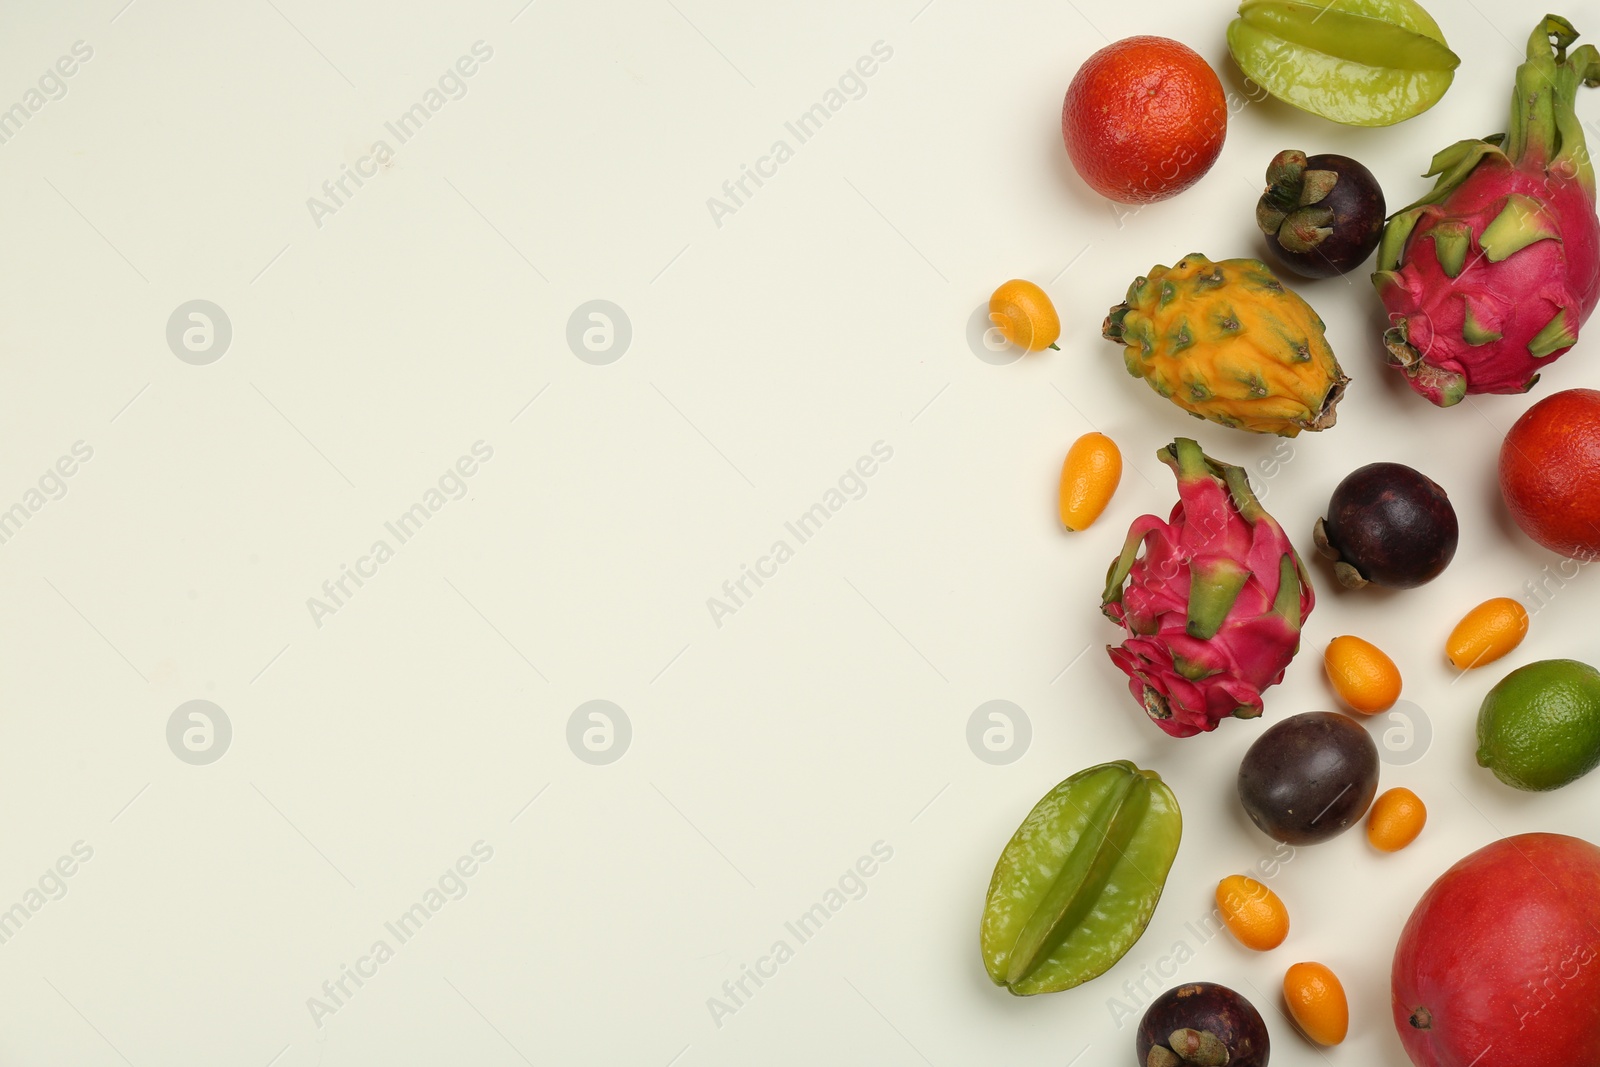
[1228,0,1458,126]
[980,761,1182,995]
[1477,659,1600,791]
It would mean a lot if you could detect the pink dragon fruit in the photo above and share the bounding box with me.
[1374,14,1600,405]
[1101,438,1314,738]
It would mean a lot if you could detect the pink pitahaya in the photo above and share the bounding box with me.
[1374,14,1600,405]
[1101,438,1314,738]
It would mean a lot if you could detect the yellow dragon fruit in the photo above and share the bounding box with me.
[1103,254,1348,436]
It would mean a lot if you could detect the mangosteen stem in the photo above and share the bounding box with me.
[1409,1006,1433,1030]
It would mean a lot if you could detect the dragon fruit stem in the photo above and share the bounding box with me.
[1507,16,1600,198]
[1157,436,1210,483]
[1160,437,1264,518]
[1553,44,1600,190]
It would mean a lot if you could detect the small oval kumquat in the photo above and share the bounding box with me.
[989,279,1060,352]
[1446,597,1530,670]
[1058,433,1122,531]
[1367,787,1427,852]
[1324,635,1402,714]
[1284,961,1349,1046]
[1215,874,1289,951]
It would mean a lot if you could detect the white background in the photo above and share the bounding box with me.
[0,0,1595,1064]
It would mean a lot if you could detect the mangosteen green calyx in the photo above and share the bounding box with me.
[1314,462,1458,589]
[1256,150,1386,279]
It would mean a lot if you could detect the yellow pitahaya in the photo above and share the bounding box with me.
[1102,439,1314,738]
[1104,254,1347,436]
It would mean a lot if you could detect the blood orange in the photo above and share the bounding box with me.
[1061,36,1227,205]
[1499,388,1600,560]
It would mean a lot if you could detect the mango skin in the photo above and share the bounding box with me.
[1392,833,1600,1066]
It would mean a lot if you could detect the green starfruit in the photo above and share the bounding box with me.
[980,761,1182,995]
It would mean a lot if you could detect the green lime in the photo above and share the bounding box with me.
[1476,658,1600,791]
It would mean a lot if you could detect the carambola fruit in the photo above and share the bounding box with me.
[1227,0,1459,127]
[980,761,1182,995]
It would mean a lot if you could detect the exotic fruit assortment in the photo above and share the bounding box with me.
[1374,15,1600,405]
[963,8,1600,1057]
[1102,439,1315,737]
[1103,254,1347,436]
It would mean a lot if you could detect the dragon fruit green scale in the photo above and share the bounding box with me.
[1374,14,1600,406]
[1102,438,1315,738]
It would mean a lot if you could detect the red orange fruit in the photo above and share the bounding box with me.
[1500,388,1600,559]
[1061,36,1227,204]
